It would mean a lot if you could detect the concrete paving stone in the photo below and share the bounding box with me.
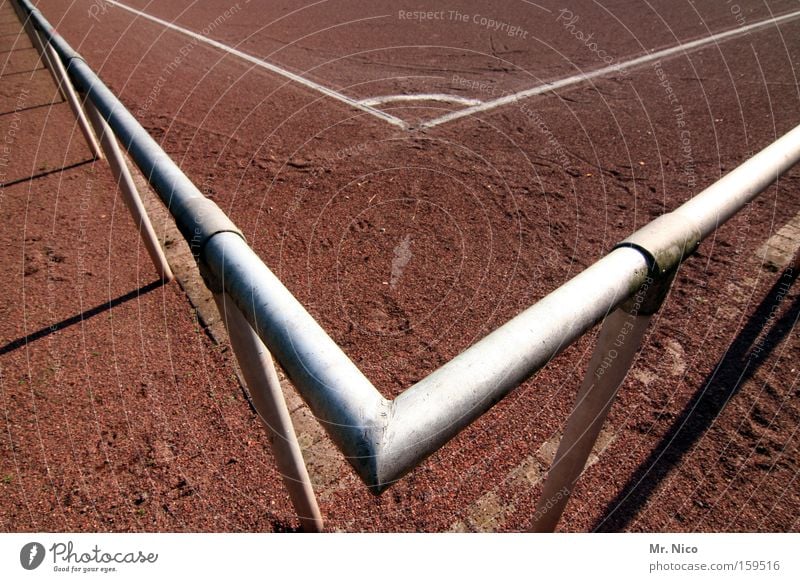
[507,454,544,488]
[447,520,469,532]
[756,212,800,269]
[0,33,31,51]
[0,67,58,114]
[1,46,42,75]
[536,434,561,466]
[0,23,24,35]
[464,491,514,532]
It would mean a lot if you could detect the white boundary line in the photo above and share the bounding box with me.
[98,2,800,132]
[358,93,482,107]
[422,8,800,129]
[102,0,409,129]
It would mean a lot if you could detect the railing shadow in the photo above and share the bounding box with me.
[0,279,165,356]
[0,158,95,189]
[593,265,799,531]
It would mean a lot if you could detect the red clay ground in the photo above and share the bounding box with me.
[1,0,799,531]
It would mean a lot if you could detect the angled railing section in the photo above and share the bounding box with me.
[17,0,800,530]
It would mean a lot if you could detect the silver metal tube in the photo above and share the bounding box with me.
[529,269,676,532]
[524,127,800,529]
[64,58,207,242]
[203,233,389,485]
[379,247,651,487]
[18,0,207,244]
[205,231,650,489]
[675,125,800,239]
[214,292,323,532]
[17,13,67,101]
[200,126,800,491]
[18,13,104,160]
[42,41,104,160]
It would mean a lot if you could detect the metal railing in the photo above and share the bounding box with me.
[15,0,800,532]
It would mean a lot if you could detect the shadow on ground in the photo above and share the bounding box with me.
[0,279,165,356]
[593,266,799,531]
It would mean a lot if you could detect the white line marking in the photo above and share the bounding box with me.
[102,0,409,129]
[521,1,552,14]
[423,8,800,129]
[358,93,483,107]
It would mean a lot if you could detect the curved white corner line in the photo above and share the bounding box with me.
[102,0,409,129]
[422,8,800,129]
[358,94,483,107]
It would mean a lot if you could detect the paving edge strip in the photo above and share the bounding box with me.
[756,210,800,270]
[447,428,617,532]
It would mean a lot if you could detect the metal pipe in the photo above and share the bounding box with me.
[83,101,173,283]
[526,127,800,531]
[675,127,800,239]
[17,0,800,496]
[213,292,323,532]
[202,233,388,485]
[378,247,652,487]
[17,0,210,248]
[529,270,677,532]
[183,123,800,491]
[204,232,651,489]
[16,10,68,101]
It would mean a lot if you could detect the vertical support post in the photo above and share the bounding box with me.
[15,0,106,163]
[12,2,103,160]
[42,41,105,160]
[16,12,69,101]
[84,101,173,283]
[213,292,324,533]
[530,272,672,532]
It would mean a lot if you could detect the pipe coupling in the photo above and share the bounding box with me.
[613,211,701,315]
[614,211,702,276]
[177,198,244,293]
